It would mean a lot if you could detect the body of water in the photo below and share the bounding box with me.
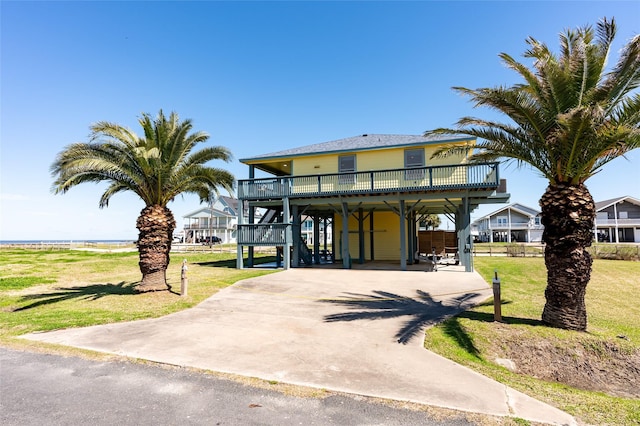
[0,240,134,245]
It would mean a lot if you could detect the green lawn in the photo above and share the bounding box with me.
[425,256,640,426]
[0,249,274,342]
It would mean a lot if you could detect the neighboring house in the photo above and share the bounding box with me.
[182,195,264,243]
[594,196,640,243]
[182,205,237,243]
[472,203,543,243]
[236,134,509,271]
[300,215,333,247]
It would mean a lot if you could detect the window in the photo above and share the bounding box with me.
[338,155,356,184]
[404,148,425,180]
[497,216,508,226]
[534,217,541,225]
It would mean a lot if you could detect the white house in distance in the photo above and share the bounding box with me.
[472,203,543,243]
[182,195,244,243]
[181,195,333,245]
[595,196,640,243]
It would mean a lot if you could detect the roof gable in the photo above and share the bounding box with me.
[240,134,473,163]
[474,203,540,222]
[595,195,640,211]
[183,207,234,219]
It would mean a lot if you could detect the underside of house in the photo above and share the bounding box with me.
[236,134,510,272]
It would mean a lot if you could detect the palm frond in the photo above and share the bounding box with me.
[51,110,236,209]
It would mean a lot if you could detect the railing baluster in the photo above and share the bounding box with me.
[237,162,500,199]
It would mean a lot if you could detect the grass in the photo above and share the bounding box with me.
[2,249,638,424]
[0,248,274,343]
[425,256,640,426]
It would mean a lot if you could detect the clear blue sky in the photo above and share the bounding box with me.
[1,1,639,240]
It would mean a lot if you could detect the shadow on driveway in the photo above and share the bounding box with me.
[322,289,482,344]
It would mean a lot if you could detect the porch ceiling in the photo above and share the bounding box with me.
[247,190,510,216]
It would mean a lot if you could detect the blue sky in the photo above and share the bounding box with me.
[1,1,639,240]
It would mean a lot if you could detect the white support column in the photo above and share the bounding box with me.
[507,208,512,243]
[614,203,619,243]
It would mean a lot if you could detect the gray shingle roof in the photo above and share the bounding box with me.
[240,134,472,163]
[595,195,640,211]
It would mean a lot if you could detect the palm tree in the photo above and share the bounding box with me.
[420,214,441,230]
[425,18,640,331]
[51,110,235,292]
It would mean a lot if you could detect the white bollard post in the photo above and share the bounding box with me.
[181,259,188,297]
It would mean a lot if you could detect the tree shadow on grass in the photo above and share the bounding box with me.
[13,281,138,312]
[439,308,545,360]
[195,256,277,269]
[322,289,482,344]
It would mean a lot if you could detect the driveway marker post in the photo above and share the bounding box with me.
[181,259,188,297]
[492,270,502,322]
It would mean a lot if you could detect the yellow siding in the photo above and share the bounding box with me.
[294,154,340,175]
[292,143,470,176]
[372,212,403,261]
[333,211,405,261]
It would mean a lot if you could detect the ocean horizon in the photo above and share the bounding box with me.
[0,240,135,245]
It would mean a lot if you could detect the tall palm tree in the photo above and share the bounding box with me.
[51,110,235,292]
[426,18,640,331]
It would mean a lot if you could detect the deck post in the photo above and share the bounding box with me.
[369,211,375,261]
[399,199,407,271]
[248,166,255,267]
[283,196,291,270]
[358,208,365,264]
[236,196,244,269]
[292,204,300,267]
[407,211,415,265]
[341,203,350,269]
[457,197,473,272]
[314,215,321,264]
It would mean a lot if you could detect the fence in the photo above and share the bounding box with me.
[473,243,640,260]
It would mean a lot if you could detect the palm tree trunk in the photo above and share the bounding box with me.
[540,183,596,331]
[136,205,176,292]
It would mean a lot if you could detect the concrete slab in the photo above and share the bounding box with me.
[22,268,575,425]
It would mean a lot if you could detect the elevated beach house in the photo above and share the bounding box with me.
[236,134,509,271]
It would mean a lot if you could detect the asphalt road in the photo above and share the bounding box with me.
[1,348,473,426]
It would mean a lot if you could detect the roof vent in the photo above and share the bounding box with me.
[362,134,368,137]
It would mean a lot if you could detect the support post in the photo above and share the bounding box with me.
[358,208,365,264]
[369,211,375,261]
[341,202,350,269]
[314,215,320,264]
[236,196,244,269]
[283,196,291,270]
[407,211,415,265]
[399,199,406,271]
[248,204,255,267]
[292,205,300,267]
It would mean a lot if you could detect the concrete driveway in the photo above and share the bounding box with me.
[22,267,575,425]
